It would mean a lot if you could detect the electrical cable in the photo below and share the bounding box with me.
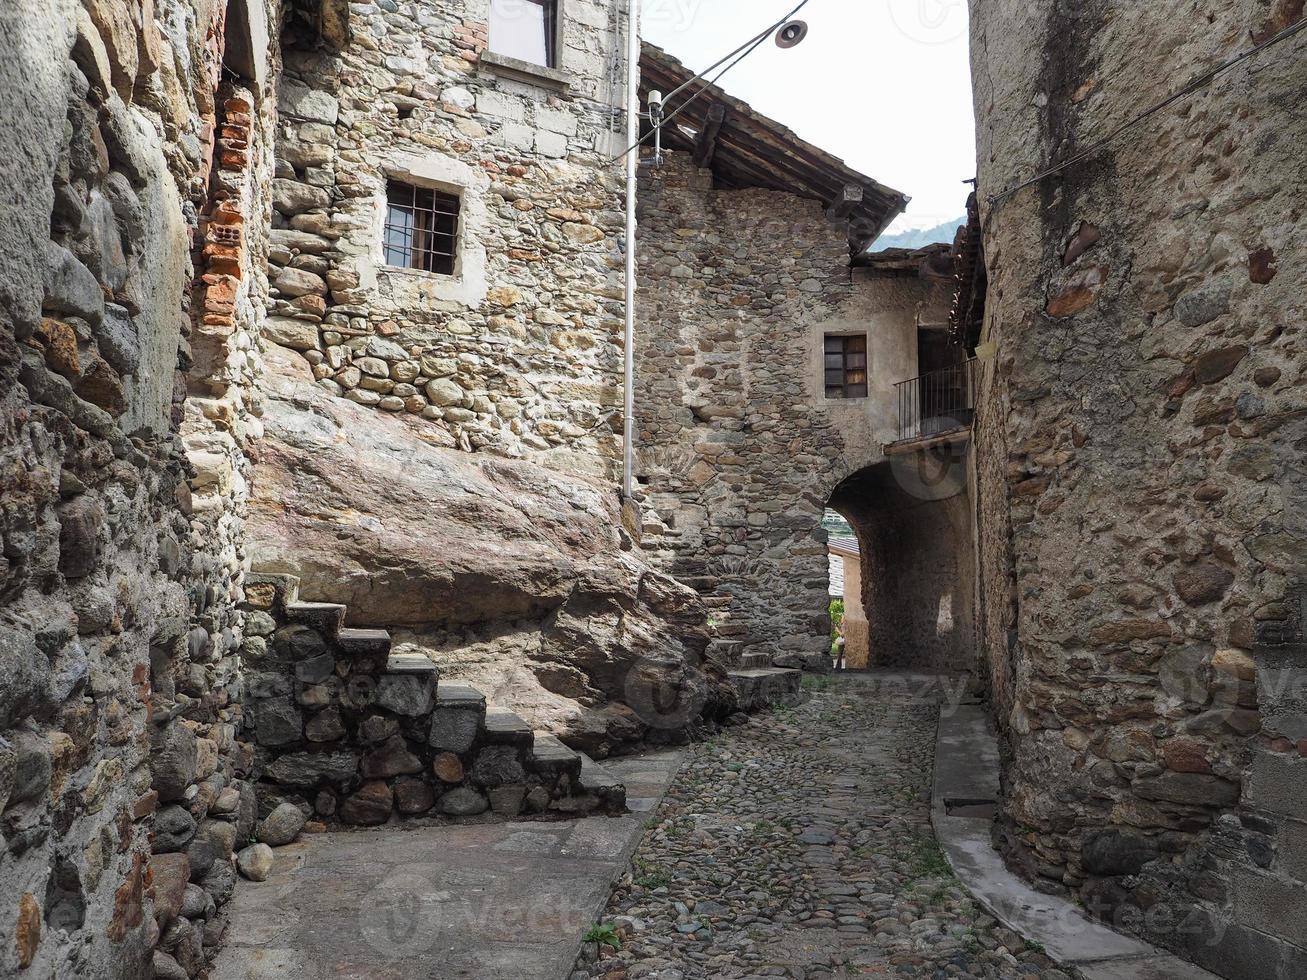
[988,16,1307,208]
[611,0,815,162]
[662,0,812,104]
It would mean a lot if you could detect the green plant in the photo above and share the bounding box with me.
[802,673,832,692]
[829,598,845,643]
[907,834,953,880]
[582,923,621,950]
[633,858,671,888]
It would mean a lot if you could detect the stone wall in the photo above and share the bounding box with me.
[264,0,631,480]
[970,1,1307,976]
[0,0,278,976]
[634,150,957,665]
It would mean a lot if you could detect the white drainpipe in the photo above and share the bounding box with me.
[621,0,640,501]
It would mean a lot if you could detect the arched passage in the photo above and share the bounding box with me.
[827,446,977,674]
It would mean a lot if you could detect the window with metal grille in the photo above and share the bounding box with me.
[383,179,460,275]
[824,334,868,399]
[489,0,557,67]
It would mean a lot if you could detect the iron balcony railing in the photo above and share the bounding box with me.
[894,359,978,444]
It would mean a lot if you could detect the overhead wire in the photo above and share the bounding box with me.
[987,16,1307,209]
[611,0,815,163]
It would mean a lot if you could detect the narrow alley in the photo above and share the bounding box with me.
[572,676,1063,980]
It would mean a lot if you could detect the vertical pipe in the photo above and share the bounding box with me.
[622,0,640,501]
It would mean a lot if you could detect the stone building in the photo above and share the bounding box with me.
[968,2,1307,977]
[268,0,634,479]
[0,0,652,976]
[4,0,1301,978]
[634,45,976,676]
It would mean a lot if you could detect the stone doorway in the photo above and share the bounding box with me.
[825,453,977,675]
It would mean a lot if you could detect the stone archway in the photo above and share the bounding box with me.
[826,447,978,674]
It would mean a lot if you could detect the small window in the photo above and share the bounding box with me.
[383,179,460,275]
[489,0,557,67]
[824,334,868,399]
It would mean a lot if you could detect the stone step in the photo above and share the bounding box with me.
[377,654,438,716]
[739,651,772,669]
[436,683,486,708]
[482,707,534,747]
[728,667,802,711]
[338,628,391,656]
[701,595,735,609]
[578,752,627,812]
[284,601,347,637]
[528,733,583,780]
[429,684,487,755]
[385,652,436,675]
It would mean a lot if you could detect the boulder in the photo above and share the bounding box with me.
[247,364,734,752]
[469,746,525,788]
[439,786,488,816]
[200,860,237,906]
[360,736,423,780]
[256,802,307,847]
[153,805,197,853]
[148,853,190,923]
[264,752,357,788]
[394,777,435,815]
[339,781,393,825]
[236,844,275,882]
[150,722,197,802]
[153,951,189,980]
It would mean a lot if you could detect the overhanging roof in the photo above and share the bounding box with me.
[640,43,909,252]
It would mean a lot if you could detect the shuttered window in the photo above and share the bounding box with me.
[824,335,868,399]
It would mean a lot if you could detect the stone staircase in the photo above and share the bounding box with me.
[241,573,626,825]
[702,599,802,711]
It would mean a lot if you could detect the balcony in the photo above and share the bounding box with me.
[890,359,977,452]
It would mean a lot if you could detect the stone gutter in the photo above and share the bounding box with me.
[931,704,1223,980]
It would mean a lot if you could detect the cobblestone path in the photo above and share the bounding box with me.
[573,674,1075,980]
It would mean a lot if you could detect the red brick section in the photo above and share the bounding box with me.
[196,95,253,335]
[453,19,487,63]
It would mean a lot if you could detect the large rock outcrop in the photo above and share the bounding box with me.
[247,348,735,755]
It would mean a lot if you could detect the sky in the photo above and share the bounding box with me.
[641,0,976,234]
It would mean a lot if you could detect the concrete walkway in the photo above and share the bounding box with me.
[932,705,1221,980]
[210,751,681,980]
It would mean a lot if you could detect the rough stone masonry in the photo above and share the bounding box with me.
[969,1,1307,977]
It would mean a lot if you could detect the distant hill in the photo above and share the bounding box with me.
[872,216,966,251]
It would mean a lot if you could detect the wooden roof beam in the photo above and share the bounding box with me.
[693,104,726,169]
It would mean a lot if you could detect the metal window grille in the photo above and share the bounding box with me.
[894,359,978,443]
[383,180,460,275]
[824,334,868,399]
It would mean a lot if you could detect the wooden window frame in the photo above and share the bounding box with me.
[824,334,869,399]
[383,179,461,277]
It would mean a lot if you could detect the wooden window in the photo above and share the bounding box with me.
[824,334,868,399]
[383,179,460,276]
[489,0,557,68]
